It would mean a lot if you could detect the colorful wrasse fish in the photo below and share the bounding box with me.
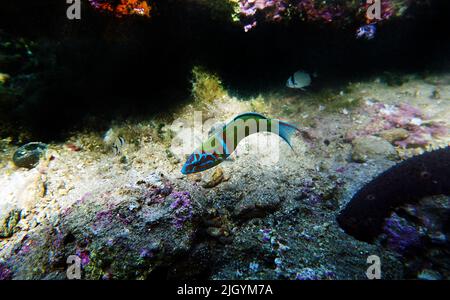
[181,112,300,174]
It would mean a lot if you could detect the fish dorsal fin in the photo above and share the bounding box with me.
[232,112,268,122]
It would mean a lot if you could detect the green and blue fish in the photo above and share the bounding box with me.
[181,112,300,174]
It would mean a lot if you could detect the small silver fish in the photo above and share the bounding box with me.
[112,137,126,155]
[286,71,311,90]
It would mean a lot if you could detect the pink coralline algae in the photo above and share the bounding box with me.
[170,191,193,229]
[0,262,12,280]
[143,185,173,204]
[380,0,396,21]
[297,0,344,23]
[19,243,32,255]
[76,249,91,267]
[131,176,174,205]
[297,178,322,205]
[96,209,114,222]
[350,102,448,148]
[94,206,132,228]
[234,0,409,31]
[234,0,346,31]
[238,0,287,32]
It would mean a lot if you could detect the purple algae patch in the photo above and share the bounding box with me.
[76,249,91,267]
[0,262,12,280]
[170,191,193,229]
[383,214,422,254]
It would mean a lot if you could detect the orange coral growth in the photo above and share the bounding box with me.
[116,0,151,17]
[90,0,151,18]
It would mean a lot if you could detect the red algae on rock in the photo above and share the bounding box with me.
[89,0,152,18]
[347,102,448,149]
[232,0,413,31]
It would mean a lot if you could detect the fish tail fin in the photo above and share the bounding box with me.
[277,120,300,151]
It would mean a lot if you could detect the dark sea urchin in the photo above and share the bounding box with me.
[337,146,450,242]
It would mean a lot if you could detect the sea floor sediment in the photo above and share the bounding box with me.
[1,71,449,279]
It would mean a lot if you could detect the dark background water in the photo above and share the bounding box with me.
[1,0,450,140]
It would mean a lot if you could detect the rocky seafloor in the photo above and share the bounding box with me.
[1,68,449,280]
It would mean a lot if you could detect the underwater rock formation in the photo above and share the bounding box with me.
[0,0,449,281]
[231,0,414,31]
[84,0,418,33]
[378,195,450,279]
[12,142,48,169]
[347,102,448,150]
[88,0,152,17]
[337,146,450,242]
[2,173,198,279]
[381,212,423,254]
[351,135,398,163]
[0,262,12,280]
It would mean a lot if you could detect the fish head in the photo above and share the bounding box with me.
[286,78,294,88]
[181,150,223,174]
